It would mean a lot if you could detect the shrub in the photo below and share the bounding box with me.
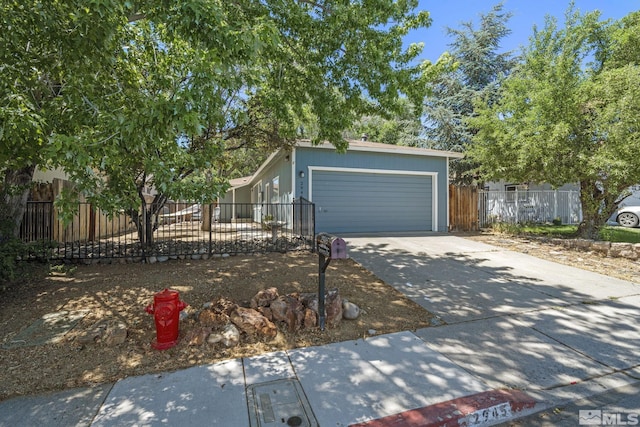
[0,238,30,283]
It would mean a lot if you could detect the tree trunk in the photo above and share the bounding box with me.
[130,193,168,251]
[577,180,608,240]
[1,165,36,240]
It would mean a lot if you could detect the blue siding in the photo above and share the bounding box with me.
[254,152,293,203]
[295,146,449,232]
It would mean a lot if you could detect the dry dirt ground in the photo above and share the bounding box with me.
[2,232,639,401]
[0,250,435,401]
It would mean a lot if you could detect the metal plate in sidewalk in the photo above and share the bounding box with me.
[247,378,318,427]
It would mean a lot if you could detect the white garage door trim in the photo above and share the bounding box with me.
[308,166,438,232]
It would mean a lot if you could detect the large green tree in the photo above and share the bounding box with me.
[1,0,433,245]
[342,98,424,146]
[422,3,517,184]
[470,7,640,238]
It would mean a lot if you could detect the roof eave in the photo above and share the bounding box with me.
[295,139,465,159]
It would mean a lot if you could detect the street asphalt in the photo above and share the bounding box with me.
[1,233,639,426]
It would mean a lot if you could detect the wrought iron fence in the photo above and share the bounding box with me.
[478,189,582,227]
[19,199,315,262]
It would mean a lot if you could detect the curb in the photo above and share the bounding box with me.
[349,389,536,427]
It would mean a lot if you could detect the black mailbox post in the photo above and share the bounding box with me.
[316,233,347,330]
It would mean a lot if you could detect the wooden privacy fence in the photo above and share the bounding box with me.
[449,185,479,232]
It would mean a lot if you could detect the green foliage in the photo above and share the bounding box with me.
[599,226,640,243]
[470,5,640,238]
[490,223,640,244]
[1,0,435,241]
[0,0,432,247]
[488,222,576,237]
[488,221,525,235]
[343,98,423,146]
[262,214,275,231]
[0,238,30,283]
[422,2,517,184]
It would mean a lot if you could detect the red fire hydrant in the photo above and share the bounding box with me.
[145,288,188,350]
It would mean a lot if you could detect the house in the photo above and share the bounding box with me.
[217,139,464,234]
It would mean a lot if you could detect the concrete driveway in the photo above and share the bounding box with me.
[344,233,640,324]
[345,233,640,408]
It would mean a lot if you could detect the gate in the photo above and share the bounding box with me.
[449,185,479,231]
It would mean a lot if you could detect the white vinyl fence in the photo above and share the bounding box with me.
[479,189,582,227]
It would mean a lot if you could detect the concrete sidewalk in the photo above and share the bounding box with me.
[0,331,535,426]
[1,234,639,426]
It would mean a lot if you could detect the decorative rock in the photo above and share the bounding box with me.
[258,306,273,321]
[211,297,238,316]
[251,287,279,309]
[221,324,240,347]
[285,298,305,333]
[76,319,109,344]
[191,254,202,260]
[590,241,610,253]
[208,332,223,344]
[269,297,288,323]
[103,321,128,346]
[186,327,211,346]
[325,289,342,328]
[303,308,317,329]
[230,307,278,338]
[368,329,377,336]
[270,295,305,332]
[621,249,639,260]
[300,293,319,313]
[147,256,157,264]
[610,242,633,257]
[156,255,169,263]
[574,239,593,250]
[198,309,228,327]
[342,299,360,320]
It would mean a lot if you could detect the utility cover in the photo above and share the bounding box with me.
[247,378,318,427]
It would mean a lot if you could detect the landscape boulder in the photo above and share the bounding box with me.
[250,287,279,308]
[325,289,343,328]
[208,324,241,347]
[103,320,128,346]
[186,326,211,346]
[230,307,277,338]
[342,299,360,320]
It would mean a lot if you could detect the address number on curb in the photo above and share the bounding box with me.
[461,402,512,426]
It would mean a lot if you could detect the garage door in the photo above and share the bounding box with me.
[311,169,433,233]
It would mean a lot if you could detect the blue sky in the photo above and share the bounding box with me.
[407,0,640,63]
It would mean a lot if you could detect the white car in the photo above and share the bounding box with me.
[615,205,640,228]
